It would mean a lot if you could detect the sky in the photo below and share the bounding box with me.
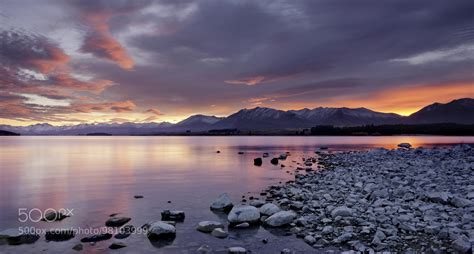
[1,0,473,126]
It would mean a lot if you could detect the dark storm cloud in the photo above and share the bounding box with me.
[115,0,474,109]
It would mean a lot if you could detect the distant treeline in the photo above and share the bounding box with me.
[0,130,20,136]
[310,123,474,136]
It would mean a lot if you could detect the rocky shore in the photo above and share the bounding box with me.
[257,144,474,253]
[1,144,473,253]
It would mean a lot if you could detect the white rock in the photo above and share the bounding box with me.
[211,193,233,211]
[259,203,281,216]
[264,211,296,227]
[196,221,224,233]
[228,246,247,254]
[227,205,260,225]
[211,228,228,238]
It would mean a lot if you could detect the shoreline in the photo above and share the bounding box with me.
[255,144,473,253]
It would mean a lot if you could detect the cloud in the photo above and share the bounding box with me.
[225,76,266,86]
[145,108,164,115]
[69,0,153,69]
[72,100,136,113]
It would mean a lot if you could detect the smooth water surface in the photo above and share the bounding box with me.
[1,136,473,253]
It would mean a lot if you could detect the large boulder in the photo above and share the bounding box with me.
[259,203,281,216]
[398,143,412,149]
[146,221,176,240]
[228,205,260,226]
[210,193,233,212]
[264,211,296,227]
[196,221,224,233]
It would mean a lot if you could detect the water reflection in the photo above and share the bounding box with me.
[0,136,473,253]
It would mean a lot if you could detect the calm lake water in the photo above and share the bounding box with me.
[1,136,473,253]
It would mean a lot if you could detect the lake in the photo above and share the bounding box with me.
[1,136,473,253]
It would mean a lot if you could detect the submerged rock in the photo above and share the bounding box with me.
[45,229,75,241]
[211,228,228,238]
[115,225,135,239]
[161,210,185,221]
[105,216,131,227]
[0,229,39,245]
[42,211,70,221]
[72,243,83,251]
[210,193,234,212]
[196,221,224,233]
[80,233,112,243]
[228,205,260,226]
[109,242,127,249]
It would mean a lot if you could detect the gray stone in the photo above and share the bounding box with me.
[265,211,296,227]
[196,221,224,233]
[228,205,260,225]
[228,246,247,254]
[211,193,233,211]
[211,228,228,238]
[146,221,176,239]
[331,206,353,218]
[259,203,281,216]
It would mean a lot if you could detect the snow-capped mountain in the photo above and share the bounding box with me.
[290,107,402,126]
[210,107,313,130]
[1,98,472,135]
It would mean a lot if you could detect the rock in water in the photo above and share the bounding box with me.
[210,193,233,211]
[197,244,211,253]
[228,205,260,226]
[211,228,228,238]
[109,242,127,249]
[134,195,144,199]
[196,221,224,233]
[228,246,247,254]
[105,216,131,227]
[254,158,263,166]
[161,210,185,221]
[271,158,279,165]
[42,211,70,221]
[80,233,112,243]
[115,225,135,239]
[0,229,40,245]
[72,243,83,251]
[45,229,75,241]
[331,206,352,218]
[263,153,269,157]
[398,142,412,149]
[259,203,281,216]
[146,221,176,240]
[264,211,296,227]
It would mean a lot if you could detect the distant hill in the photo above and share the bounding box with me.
[407,98,474,124]
[0,130,20,136]
[1,98,473,135]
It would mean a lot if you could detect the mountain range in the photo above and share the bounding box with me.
[1,98,473,135]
